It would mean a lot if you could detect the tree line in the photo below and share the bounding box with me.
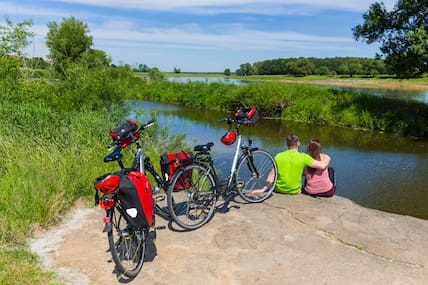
[235,57,386,77]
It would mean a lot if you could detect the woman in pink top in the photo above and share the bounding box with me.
[302,139,336,197]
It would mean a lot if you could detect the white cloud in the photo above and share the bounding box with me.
[44,0,398,14]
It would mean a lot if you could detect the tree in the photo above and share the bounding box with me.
[79,49,111,68]
[0,17,34,57]
[348,62,363,77]
[239,63,254,76]
[286,58,315,76]
[353,0,428,78]
[314,66,331,75]
[148,67,165,81]
[173,67,181,73]
[224,68,231,76]
[46,17,93,76]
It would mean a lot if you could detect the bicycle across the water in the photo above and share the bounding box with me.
[167,107,278,230]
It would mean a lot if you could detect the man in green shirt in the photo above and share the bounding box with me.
[275,134,331,194]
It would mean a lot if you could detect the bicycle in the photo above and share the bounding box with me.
[94,118,208,277]
[167,107,278,230]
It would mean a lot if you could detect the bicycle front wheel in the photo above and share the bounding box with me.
[108,206,146,278]
[236,149,278,203]
[167,164,217,230]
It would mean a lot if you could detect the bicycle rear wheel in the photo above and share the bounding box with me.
[108,206,146,278]
[236,149,278,203]
[167,163,217,230]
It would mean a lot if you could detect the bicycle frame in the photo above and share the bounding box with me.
[227,133,242,186]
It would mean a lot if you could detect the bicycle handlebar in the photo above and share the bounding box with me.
[138,118,156,132]
[108,118,157,149]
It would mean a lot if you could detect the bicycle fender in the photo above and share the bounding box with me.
[102,215,112,232]
[103,221,112,233]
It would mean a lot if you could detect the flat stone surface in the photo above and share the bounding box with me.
[30,194,428,284]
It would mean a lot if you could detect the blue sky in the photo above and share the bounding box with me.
[3,0,396,72]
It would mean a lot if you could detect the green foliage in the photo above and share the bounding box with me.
[0,247,59,285]
[353,0,428,78]
[286,58,316,76]
[0,17,34,57]
[46,17,93,77]
[0,56,21,92]
[238,62,254,76]
[149,67,166,81]
[224,68,231,76]
[131,80,428,138]
[79,49,112,68]
[240,57,386,77]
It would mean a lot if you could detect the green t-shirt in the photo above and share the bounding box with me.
[275,150,314,194]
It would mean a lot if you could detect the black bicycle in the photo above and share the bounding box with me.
[94,119,200,277]
[167,108,278,230]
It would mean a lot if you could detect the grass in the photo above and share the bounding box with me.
[131,80,428,138]
[0,247,60,285]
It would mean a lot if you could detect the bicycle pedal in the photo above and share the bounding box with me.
[155,226,166,230]
[153,194,165,202]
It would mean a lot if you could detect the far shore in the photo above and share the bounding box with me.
[279,78,428,91]
[157,72,428,91]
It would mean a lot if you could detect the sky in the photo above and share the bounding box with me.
[2,0,397,72]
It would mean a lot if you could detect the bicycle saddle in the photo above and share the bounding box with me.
[104,147,123,162]
[194,142,214,152]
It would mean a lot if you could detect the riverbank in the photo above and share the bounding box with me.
[160,72,428,91]
[30,193,428,284]
[279,78,428,91]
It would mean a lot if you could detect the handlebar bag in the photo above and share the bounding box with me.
[109,120,139,148]
[117,171,154,228]
[160,152,193,190]
[234,107,260,126]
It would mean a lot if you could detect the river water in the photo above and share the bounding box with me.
[128,101,428,220]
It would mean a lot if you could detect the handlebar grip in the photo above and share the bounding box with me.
[138,118,157,132]
[145,118,156,127]
[219,117,234,123]
[108,140,119,149]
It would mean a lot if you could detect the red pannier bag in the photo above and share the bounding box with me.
[234,107,260,127]
[94,173,121,194]
[117,171,154,228]
[160,152,193,190]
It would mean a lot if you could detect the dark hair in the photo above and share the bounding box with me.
[306,139,321,174]
[287,134,300,147]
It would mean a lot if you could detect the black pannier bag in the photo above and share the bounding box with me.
[117,171,154,228]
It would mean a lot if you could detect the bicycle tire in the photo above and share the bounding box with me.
[236,149,278,203]
[108,206,146,278]
[167,163,217,230]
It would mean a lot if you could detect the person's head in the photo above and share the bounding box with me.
[286,134,300,149]
[306,138,321,160]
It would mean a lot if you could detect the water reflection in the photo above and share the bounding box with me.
[128,101,428,220]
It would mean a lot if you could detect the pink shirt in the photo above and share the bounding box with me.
[304,167,333,194]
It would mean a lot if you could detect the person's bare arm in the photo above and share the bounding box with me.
[309,153,331,170]
[251,168,276,193]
